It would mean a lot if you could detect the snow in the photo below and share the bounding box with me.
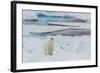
[23,34,91,63]
[47,22,90,29]
[23,23,90,36]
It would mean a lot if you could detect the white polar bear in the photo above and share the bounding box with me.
[44,36,54,56]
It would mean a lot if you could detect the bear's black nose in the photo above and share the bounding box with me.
[51,38,53,40]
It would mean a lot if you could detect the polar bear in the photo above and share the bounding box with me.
[44,36,54,56]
